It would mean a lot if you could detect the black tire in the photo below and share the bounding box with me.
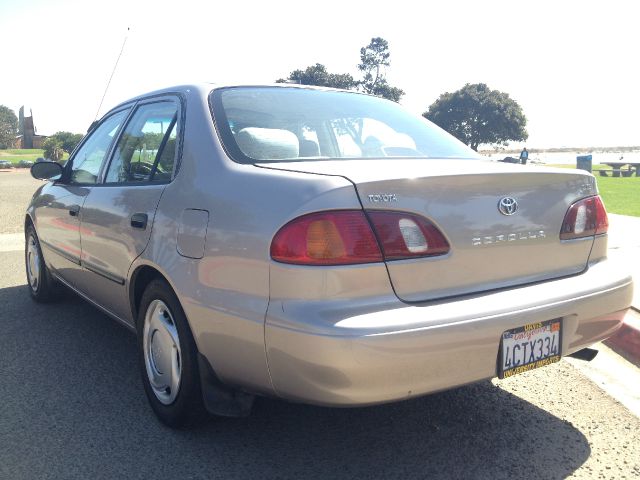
[137,278,208,428]
[25,225,61,303]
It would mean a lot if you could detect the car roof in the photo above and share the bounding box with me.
[102,83,369,118]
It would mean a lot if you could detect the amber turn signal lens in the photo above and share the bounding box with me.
[306,220,346,259]
[271,210,383,265]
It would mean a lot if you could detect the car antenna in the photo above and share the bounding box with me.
[93,27,130,123]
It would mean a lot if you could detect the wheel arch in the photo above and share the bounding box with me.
[24,213,35,232]
[129,264,173,324]
[129,262,255,417]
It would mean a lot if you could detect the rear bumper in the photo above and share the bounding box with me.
[265,259,633,406]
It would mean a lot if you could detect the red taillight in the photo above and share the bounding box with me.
[271,210,450,266]
[367,211,450,260]
[270,211,382,265]
[560,195,608,240]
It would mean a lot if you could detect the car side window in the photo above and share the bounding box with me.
[70,110,129,184]
[105,101,179,184]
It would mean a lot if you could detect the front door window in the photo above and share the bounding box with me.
[70,110,129,184]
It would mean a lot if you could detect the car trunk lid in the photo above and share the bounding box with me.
[260,159,599,302]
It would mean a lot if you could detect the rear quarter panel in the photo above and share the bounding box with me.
[134,86,364,395]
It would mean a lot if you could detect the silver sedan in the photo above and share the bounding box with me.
[25,84,633,427]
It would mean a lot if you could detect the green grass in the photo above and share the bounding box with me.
[0,148,44,155]
[0,149,68,163]
[596,175,640,216]
[0,154,43,162]
[546,164,639,217]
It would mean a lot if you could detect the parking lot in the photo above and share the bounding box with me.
[1,170,639,479]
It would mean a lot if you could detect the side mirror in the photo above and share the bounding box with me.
[31,161,63,181]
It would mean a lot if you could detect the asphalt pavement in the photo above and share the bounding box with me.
[1,171,640,479]
[0,169,41,235]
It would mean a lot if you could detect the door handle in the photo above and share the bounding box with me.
[130,213,148,230]
[69,205,80,217]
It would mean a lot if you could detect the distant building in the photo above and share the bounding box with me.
[14,106,47,149]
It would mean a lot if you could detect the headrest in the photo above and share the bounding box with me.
[299,139,320,157]
[236,128,299,160]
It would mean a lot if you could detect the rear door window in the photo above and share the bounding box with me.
[105,100,179,184]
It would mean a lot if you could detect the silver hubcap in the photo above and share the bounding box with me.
[143,300,182,405]
[26,235,41,292]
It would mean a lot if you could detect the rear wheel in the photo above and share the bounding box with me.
[25,225,60,302]
[137,279,207,428]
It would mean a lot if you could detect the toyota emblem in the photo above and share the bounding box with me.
[498,197,518,215]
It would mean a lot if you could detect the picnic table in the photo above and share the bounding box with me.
[599,161,640,177]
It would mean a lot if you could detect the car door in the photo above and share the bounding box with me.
[75,97,181,325]
[35,109,130,288]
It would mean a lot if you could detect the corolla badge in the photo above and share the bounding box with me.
[498,197,518,215]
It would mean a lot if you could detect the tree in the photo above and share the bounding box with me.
[42,137,64,162]
[357,37,404,102]
[0,105,18,149]
[276,37,404,102]
[424,83,528,151]
[276,63,357,90]
[49,131,84,153]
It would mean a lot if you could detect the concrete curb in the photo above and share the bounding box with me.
[604,309,640,367]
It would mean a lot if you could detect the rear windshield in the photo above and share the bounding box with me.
[209,87,478,163]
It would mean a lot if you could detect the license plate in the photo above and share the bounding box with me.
[498,319,562,379]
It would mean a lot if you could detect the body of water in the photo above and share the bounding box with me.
[483,150,640,166]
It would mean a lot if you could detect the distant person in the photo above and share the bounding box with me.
[519,147,529,165]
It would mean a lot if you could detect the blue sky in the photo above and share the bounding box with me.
[0,0,637,148]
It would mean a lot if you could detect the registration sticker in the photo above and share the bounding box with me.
[498,319,562,379]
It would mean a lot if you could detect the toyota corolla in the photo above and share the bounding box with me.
[25,84,633,427]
